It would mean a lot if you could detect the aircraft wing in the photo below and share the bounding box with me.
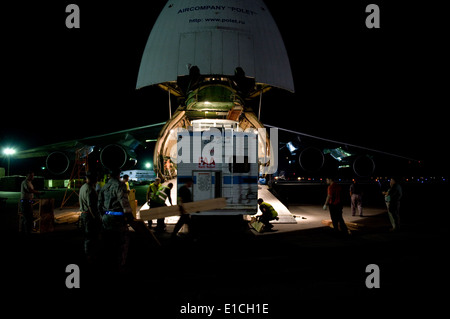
[264,124,419,162]
[5,122,165,159]
[263,124,421,178]
[2,122,166,175]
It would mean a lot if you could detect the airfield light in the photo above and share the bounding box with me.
[3,147,16,176]
[3,148,16,155]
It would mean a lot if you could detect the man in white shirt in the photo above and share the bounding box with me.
[20,172,42,234]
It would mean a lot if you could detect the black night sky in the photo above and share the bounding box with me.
[1,0,448,175]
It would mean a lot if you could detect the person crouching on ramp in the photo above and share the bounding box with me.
[257,198,278,232]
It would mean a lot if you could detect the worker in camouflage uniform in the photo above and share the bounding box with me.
[98,168,133,270]
[79,171,100,262]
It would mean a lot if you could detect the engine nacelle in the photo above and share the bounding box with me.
[46,151,70,175]
[298,147,325,173]
[100,144,137,170]
[352,155,375,177]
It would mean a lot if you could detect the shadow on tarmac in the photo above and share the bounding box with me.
[1,208,448,317]
[1,182,449,316]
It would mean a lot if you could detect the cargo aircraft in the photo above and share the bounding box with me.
[1,0,419,184]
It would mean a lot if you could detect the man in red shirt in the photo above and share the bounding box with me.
[323,177,349,236]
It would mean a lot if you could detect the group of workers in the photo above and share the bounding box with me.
[77,171,193,267]
[18,169,196,268]
[323,176,402,235]
[78,169,133,267]
[258,176,403,236]
[145,177,193,237]
[19,171,402,267]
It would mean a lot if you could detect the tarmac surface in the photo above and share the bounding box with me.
[1,182,448,317]
[1,202,448,317]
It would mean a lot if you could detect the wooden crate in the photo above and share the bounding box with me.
[138,197,227,221]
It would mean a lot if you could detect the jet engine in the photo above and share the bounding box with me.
[99,144,137,170]
[298,147,325,173]
[46,151,71,175]
[352,155,375,177]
